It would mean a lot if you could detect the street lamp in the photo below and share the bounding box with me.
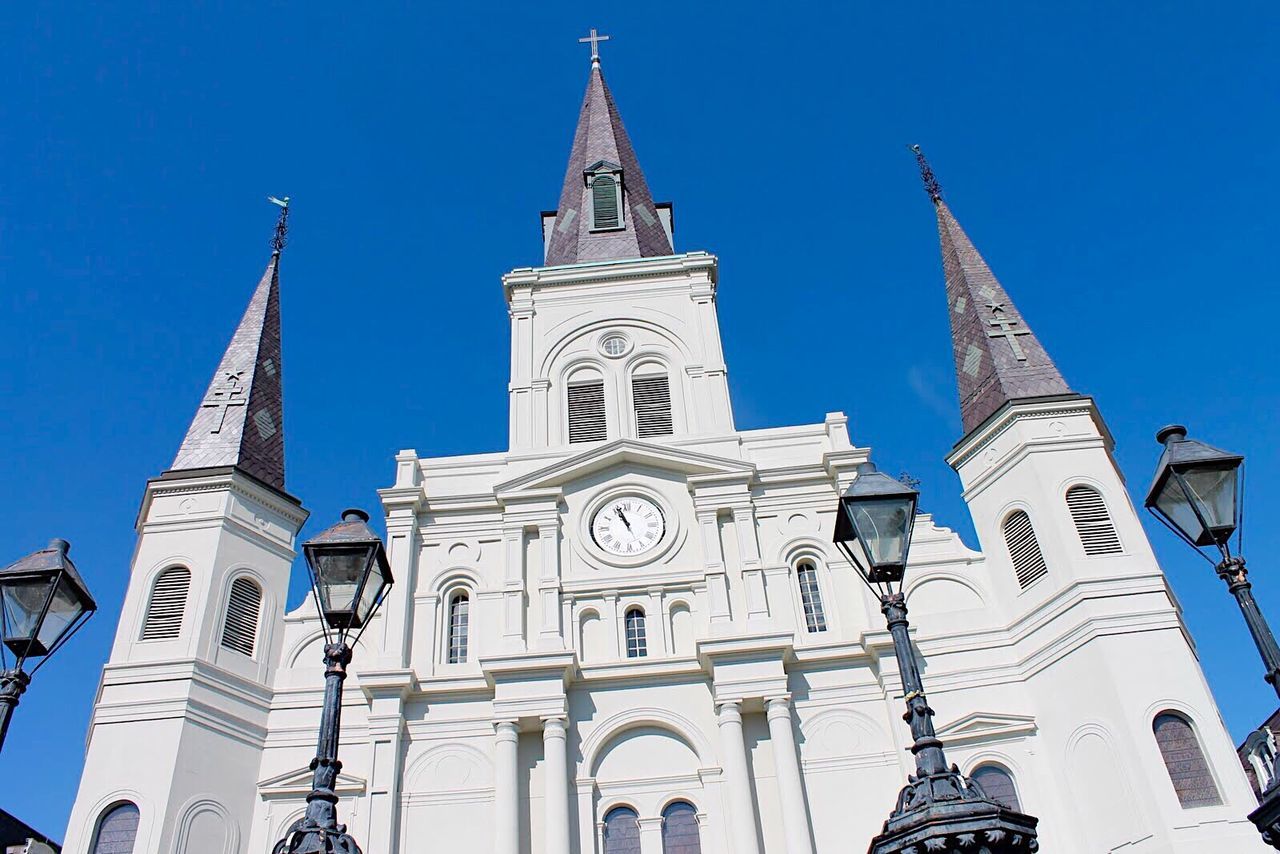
[833,462,1039,854]
[272,509,393,854]
[1144,425,1280,848]
[0,538,96,753]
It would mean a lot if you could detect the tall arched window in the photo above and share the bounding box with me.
[219,577,262,657]
[1002,511,1049,589]
[624,608,647,658]
[592,175,621,230]
[632,364,673,438]
[972,764,1022,811]
[661,801,702,853]
[447,591,470,664]
[567,366,607,444]
[1066,485,1123,555]
[1154,712,1222,807]
[795,561,828,633]
[604,806,640,854]
[140,566,190,641]
[91,802,140,854]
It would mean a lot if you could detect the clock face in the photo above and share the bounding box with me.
[591,497,665,558]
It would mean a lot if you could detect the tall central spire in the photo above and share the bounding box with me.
[913,147,1073,436]
[169,201,289,491]
[543,45,673,267]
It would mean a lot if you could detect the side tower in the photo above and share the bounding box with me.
[917,150,1265,851]
[64,208,308,854]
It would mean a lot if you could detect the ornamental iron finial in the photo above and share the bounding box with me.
[268,195,290,254]
[911,145,943,204]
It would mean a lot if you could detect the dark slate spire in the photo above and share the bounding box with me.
[912,147,1072,435]
[169,202,288,490]
[543,56,673,266]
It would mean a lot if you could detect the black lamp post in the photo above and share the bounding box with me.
[0,538,96,753]
[272,509,393,854]
[833,462,1039,854]
[1144,425,1280,848]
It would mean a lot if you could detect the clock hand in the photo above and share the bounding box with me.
[614,505,632,530]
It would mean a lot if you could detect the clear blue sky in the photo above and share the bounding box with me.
[1,1,1277,837]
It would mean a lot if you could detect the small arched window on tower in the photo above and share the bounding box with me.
[795,561,828,633]
[661,801,702,853]
[1154,712,1223,808]
[567,366,607,444]
[632,364,674,438]
[140,566,191,641]
[624,607,648,658]
[219,577,262,657]
[91,802,139,854]
[447,591,470,664]
[1066,485,1123,555]
[603,806,640,854]
[1002,511,1049,590]
[972,764,1022,811]
[587,161,624,231]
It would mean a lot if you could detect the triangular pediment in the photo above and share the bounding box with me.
[496,439,755,497]
[258,766,367,798]
[934,711,1037,747]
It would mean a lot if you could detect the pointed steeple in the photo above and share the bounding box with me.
[169,202,289,490]
[544,52,673,266]
[913,147,1072,435]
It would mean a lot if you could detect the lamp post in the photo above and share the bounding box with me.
[272,509,393,854]
[1144,425,1280,848]
[0,538,96,753]
[833,462,1039,854]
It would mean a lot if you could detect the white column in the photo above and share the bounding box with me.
[716,701,762,854]
[766,697,815,854]
[543,716,572,854]
[637,816,664,854]
[494,720,520,854]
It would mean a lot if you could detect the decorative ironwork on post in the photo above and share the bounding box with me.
[911,144,943,204]
[269,196,290,254]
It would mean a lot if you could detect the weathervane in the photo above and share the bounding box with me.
[579,28,610,64]
[910,145,943,204]
[268,195,289,254]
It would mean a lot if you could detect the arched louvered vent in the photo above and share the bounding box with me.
[91,802,139,854]
[220,577,262,657]
[1003,511,1049,590]
[1154,712,1223,807]
[632,373,673,438]
[568,381,607,443]
[972,764,1022,811]
[1066,485,1123,555]
[592,175,620,229]
[140,567,190,641]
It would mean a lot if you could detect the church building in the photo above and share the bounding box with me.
[63,46,1267,854]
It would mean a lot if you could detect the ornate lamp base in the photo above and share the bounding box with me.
[868,768,1039,854]
[272,788,362,854]
[1249,782,1280,850]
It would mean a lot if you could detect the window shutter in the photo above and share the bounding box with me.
[592,176,620,229]
[1003,511,1049,589]
[568,381,607,443]
[1154,713,1223,807]
[632,374,673,438]
[1066,485,1123,555]
[141,567,190,641]
[220,578,262,656]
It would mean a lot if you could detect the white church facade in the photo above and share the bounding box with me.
[63,50,1268,854]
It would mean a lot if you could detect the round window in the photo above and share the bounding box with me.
[600,334,630,358]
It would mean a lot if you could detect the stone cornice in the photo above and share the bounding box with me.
[502,251,717,294]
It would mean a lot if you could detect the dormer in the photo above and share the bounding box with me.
[585,160,625,231]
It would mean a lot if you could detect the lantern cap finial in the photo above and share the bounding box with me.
[1156,424,1188,445]
[342,508,370,524]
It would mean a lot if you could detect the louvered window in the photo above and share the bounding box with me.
[592,175,620,229]
[91,802,139,854]
[1003,511,1049,590]
[140,567,190,641]
[1066,485,1123,555]
[796,562,827,633]
[447,591,469,664]
[220,577,262,657]
[624,608,647,658]
[632,373,674,438]
[1154,713,1223,807]
[972,764,1022,811]
[568,381,607,444]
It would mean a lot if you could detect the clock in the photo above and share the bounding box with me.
[591,496,666,557]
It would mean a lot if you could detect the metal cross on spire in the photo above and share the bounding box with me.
[579,28,610,64]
